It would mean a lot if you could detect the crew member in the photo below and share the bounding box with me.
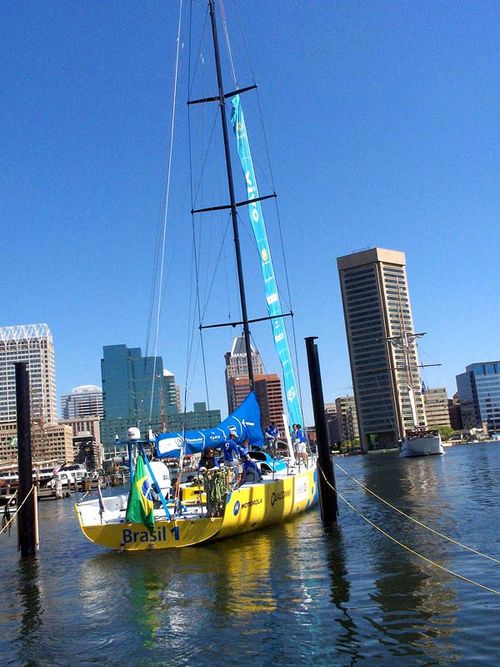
[223,432,241,486]
[198,447,219,472]
[293,423,308,467]
[265,423,280,454]
[239,455,262,485]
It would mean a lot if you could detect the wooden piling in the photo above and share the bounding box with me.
[305,337,338,528]
[15,362,37,557]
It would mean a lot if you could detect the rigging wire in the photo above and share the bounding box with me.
[198,215,232,324]
[188,0,233,408]
[334,462,500,565]
[147,0,184,424]
[221,0,306,421]
[218,0,238,86]
[0,487,34,536]
[318,465,500,596]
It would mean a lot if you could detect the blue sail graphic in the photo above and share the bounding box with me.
[154,391,263,458]
[230,95,302,427]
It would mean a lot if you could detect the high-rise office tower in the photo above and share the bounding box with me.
[423,387,451,428]
[100,345,220,448]
[100,344,178,447]
[225,334,264,413]
[456,362,500,433]
[225,335,265,380]
[61,385,104,419]
[335,395,360,442]
[225,335,284,432]
[227,374,285,433]
[337,248,425,451]
[0,323,57,425]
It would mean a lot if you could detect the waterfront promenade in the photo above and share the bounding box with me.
[1,442,500,665]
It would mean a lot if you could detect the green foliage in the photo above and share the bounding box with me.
[339,438,361,454]
[435,425,454,440]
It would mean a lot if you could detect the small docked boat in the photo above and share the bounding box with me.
[399,430,444,458]
[0,464,58,489]
[49,463,97,489]
[75,0,318,551]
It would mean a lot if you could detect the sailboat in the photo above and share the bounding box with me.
[385,290,444,458]
[75,0,318,551]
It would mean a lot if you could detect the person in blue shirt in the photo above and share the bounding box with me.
[223,432,242,485]
[264,423,280,454]
[293,423,308,467]
[239,438,250,458]
[223,432,240,462]
[239,455,262,485]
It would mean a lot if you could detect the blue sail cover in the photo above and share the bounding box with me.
[230,94,303,427]
[154,391,263,458]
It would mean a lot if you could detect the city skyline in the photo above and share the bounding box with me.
[0,318,496,431]
[1,2,498,423]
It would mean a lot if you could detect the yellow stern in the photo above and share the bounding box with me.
[76,510,223,551]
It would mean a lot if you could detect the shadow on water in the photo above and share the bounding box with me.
[323,524,364,662]
[10,557,44,666]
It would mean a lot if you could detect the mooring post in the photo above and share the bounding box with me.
[305,337,338,527]
[15,362,37,557]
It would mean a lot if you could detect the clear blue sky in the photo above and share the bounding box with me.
[2,1,499,424]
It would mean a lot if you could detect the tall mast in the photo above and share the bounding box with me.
[396,282,418,429]
[207,0,254,389]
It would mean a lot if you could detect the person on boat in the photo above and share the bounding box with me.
[239,454,262,485]
[239,438,250,458]
[293,423,308,467]
[223,432,242,485]
[198,447,219,473]
[265,423,280,454]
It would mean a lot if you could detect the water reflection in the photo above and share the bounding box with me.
[79,529,280,657]
[361,454,459,662]
[12,557,44,664]
[2,445,499,664]
[324,525,364,660]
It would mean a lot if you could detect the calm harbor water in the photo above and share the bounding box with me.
[1,442,500,666]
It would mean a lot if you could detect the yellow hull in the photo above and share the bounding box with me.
[76,468,318,551]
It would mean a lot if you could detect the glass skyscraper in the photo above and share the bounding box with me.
[100,344,222,449]
[100,345,177,447]
[61,385,103,419]
[456,362,500,433]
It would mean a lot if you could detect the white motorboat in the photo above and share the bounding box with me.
[400,430,444,457]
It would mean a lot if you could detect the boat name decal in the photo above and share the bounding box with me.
[271,489,291,506]
[122,526,168,544]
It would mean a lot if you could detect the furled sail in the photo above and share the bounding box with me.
[155,391,263,458]
[230,94,302,426]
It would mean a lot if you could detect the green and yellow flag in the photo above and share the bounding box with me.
[125,454,155,535]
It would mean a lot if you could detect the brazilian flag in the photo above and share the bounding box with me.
[125,454,155,535]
